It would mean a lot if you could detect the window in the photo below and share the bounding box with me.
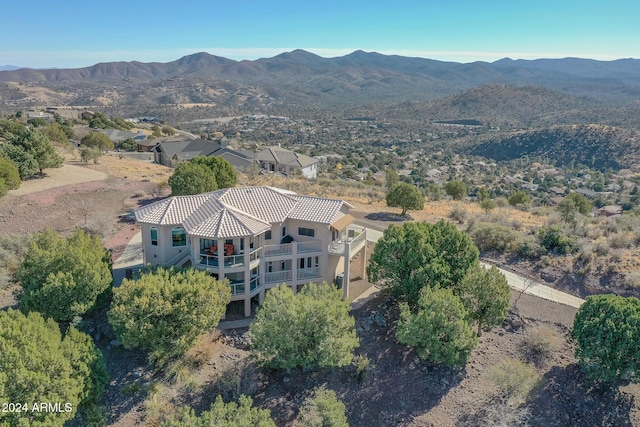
[150,227,158,246]
[171,227,186,247]
[298,227,315,237]
[267,262,273,273]
[281,226,287,237]
[265,230,272,240]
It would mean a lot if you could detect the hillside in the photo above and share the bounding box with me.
[467,124,640,169]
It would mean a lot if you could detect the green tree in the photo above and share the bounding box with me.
[117,137,137,152]
[565,193,592,215]
[477,187,490,201]
[162,125,176,136]
[0,157,20,190]
[11,129,63,174]
[249,283,358,370]
[455,265,510,336]
[17,228,112,322]
[0,142,39,178]
[386,182,424,216]
[108,267,231,364]
[557,197,578,224]
[0,309,107,427]
[445,180,467,200]
[168,162,218,196]
[385,168,400,189]
[396,286,477,366]
[367,221,479,307]
[162,395,275,427]
[81,131,114,151]
[299,387,349,427]
[479,198,496,214]
[191,155,237,189]
[0,178,6,198]
[572,294,640,383]
[42,122,70,145]
[508,191,531,207]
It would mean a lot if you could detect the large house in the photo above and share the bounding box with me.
[256,146,319,178]
[134,186,367,316]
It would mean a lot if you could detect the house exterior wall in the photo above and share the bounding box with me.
[140,223,189,265]
[301,163,318,179]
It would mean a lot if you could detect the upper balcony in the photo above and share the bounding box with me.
[328,226,367,257]
[263,240,322,259]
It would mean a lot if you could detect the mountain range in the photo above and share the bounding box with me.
[2,50,640,104]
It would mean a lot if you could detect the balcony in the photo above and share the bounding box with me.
[297,268,322,281]
[264,243,292,258]
[264,270,293,284]
[249,248,261,262]
[198,252,245,268]
[229,281,245,296]
[298,240,322,253]
[328,226,367,257]
[264,240,322,258]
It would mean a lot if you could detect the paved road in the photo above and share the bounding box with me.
[358,221,584,309]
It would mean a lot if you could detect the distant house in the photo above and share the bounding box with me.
[256,146,318,179]
[154,139,223,167]
[99,128,146,145]
[575,188,599,199]
[597,205,623,217]
[548,186,566,196]
[136,139,158,153]
[550,196,564,206]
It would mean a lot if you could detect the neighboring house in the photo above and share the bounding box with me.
[99,128,146,145]
[256,146,319,179]
[548,186,566,196]
[597,205,623,217]
[134,186,367,316]
[154,139,224,166]
[550,196,564,206]
[214,147,259,174]
[136,139,158,152]
[574,188,599,199]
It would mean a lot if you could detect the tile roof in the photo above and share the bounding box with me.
[256,146,318,168]
[134,186,349,239]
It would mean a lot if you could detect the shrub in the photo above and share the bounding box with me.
[162,395,276,427]
[487,359,539,400]
[538,225,576,254]
[445,180,467,200]
[516,236,543,259]
[470,222,518,253]
[523,325,563,358]
[396,286,477,366]
[249,283,358,370]
[625,272,640,289]
[299,387,349,427]
[449,205,468,224]
[109,267,231,365]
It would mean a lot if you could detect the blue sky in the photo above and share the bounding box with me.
[2,0,638,68]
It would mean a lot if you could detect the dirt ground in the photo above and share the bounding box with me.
[2,159,640,426]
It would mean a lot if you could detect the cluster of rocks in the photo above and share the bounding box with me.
[504,312,526,330]
[223,330,250,349]
[356,311,387,333]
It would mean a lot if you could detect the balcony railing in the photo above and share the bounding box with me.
[250,276,261,292]
[297,268,322,280]
[249,248,261,262]
[264,243,292,258]
[328,226,367,256]
[198,253,245,268]
[264,270,293,284]
[223,254,245,268]
[298,240,322,253]
[230,282,245,296]
[199,253,219,267]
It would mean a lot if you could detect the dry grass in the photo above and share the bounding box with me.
[85,154,173,184]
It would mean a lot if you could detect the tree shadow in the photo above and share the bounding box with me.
[365,212,412,222]
[526,364,634,426]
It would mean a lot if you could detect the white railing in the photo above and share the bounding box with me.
[264,270,293,284]
[298,240,322,253]
[199,253,219,267]
[223,254,245,267]
[250,277,261,292]
[349,231,367,253]
[249,248,261,262]
[264,243,293,258]
[297,268,322,280]
[328,241,345,255]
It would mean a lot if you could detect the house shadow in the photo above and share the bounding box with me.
[526,364,634,426]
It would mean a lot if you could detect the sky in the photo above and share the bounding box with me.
[1,0,639,69]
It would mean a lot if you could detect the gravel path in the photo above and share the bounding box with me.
[7,164,108,197]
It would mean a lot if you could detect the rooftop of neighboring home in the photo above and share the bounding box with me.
[99,128,146,142]
[256,146,318,168]
[134,186,353,239]
[155,138,223,161]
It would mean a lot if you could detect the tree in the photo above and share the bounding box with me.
[385,182,424,216]
[385,168,400,189]
[557,197,578,224]
[10,129,63,174]
[168,162,218,196]
[117,137,137,152]
[455,264,510,336]
[0,178,6,198]
[162,395,275,427]
[162,125,176,136]
[108,267,231,364]
[299,387,349,427]
[42,123,70,145]
[0,157,20,190]
[249,283,358,370]
[508,191,531,207]
[0,309,107,427]
[565,192,592,215]
[17,228,112,322]
[477,187,490,201]
[191,155,237,189]
[479,198,496,214]
[572,294,640,383]
[396,286,477,366]
[367,221,479,307]
[0,142,39,178]
[445,180,467,200]
[81,131,114,151]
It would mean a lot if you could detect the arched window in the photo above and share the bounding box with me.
[150,227,158,246]
[171,227,186,247]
